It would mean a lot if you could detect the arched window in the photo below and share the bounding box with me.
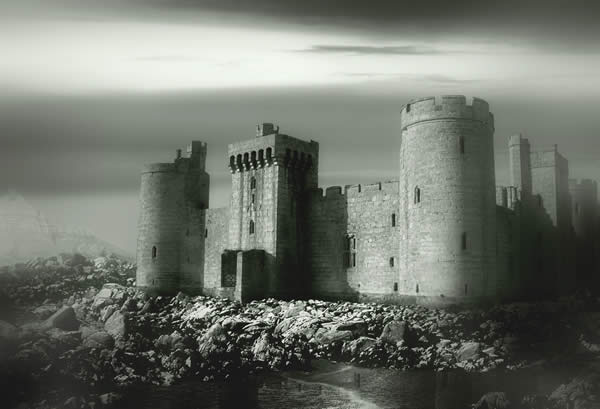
[459,136,465,154]
[229,155,235,168]
[249,220,255,235]
[236,154,242,167]
[266,147,272,161]
[243,152,249,166]
[391,213,396,227]
[406,103,411,112]
[151,246,157,259]
[461,232,467,250]
[250,176,256,189]
[258,149,264,162]
[414,186,421,204]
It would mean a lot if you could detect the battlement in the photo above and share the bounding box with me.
[228,127,318,173]
[400,95,494,130]
[344,181,399,196]
[509,134,530,147]
[142,163,177,174]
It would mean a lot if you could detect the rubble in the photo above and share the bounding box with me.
[1,253,599,408]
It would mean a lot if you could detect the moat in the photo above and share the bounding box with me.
[122,360,579,409]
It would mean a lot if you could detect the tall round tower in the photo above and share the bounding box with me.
[136,163,187,295]
[398,95,497,302]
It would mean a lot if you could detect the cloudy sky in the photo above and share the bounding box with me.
[1,0,599,253]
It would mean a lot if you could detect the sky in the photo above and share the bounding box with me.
[0,0,599,253]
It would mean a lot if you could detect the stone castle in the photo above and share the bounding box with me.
[135,95,600,305]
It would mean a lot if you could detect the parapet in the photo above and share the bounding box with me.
[400,95,494,130]
[142,163,177,174]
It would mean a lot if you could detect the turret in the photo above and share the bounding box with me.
[398,96,497,301]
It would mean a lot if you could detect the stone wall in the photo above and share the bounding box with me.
[202,207,229,295]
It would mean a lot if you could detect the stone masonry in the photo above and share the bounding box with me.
[136,95,600,305]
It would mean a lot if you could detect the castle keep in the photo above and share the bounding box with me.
[136,95,600,304]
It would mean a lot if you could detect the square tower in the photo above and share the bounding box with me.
[225,123,319,299]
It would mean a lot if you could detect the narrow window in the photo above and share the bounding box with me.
[414,186,421,204]
[391,213,396,227]
[393,282,398,292]
[416,284,419,293]
[151,246,157,259]
[352,253,356,267]
[249,220,255,235]
[252,194,255,204]
[229,155,235,168]
[461,232,467,250]
[464,284,468,295]
[406,103,411,112]
[389,257,395,267]
[459,136,465,154]
[250,177,256,189]
[266,147,272,161]
[205,228,208,238]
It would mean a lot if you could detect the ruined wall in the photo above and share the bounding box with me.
[398,96,497,302]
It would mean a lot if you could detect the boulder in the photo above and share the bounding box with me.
[0,320,18,341]
[380,320,409,344]
[456,342,481,362]
[335,320,367,337]
[473,392,511,409]
[44,306,79,331]
[83,331,115,349]
[100,305,116,323]
[32,304,58,320]
[104,311,127,339]
[342,336,376,357]
[314,328,354,345]
[252,333,271,361]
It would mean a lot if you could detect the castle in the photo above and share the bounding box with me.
[136,95,600,305]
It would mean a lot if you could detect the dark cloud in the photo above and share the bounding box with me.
[295,45,445,55]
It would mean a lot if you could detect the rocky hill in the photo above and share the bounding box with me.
[0,191,133,266]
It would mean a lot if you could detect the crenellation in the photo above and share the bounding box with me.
[136,96,599,305]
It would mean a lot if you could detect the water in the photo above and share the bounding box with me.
[121,360,575,409]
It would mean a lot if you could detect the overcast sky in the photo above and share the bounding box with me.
[1,0,599,253]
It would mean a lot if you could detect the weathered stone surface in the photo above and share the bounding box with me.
[45,306,79,331]
[314,328,354,345]
[380,320,408,344]
[456,342,481,362]
[83,331,114,349]
[104,310,127,339]
[342,336,376,357]
[32,304,58,320]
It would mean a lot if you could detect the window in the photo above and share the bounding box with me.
[250,177,256,189]
[461,232,467,250]
[389,257,395,267]
[406,103,411,112]
[344,235,357,268]
[391,213,396,227]
[266,147,272,161]
[416,284,419,293]
[205,228,208,238]
[459,136,465,154]
[249,220,255,235]
[151,246,157,259]
[393,282,398,292]
[414,186,421,204]
[252,194,255,204]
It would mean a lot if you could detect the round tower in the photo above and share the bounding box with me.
[136,163,187,295]
[398,95,497,302]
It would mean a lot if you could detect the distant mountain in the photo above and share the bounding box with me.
[0,190,133,266]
